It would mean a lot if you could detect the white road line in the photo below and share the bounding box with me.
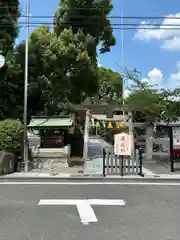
[38,199,80,205]
[89,199,126,205]
[38,199,126,225]
[1,181,180,186]
[76,201,98,225]
[38,199,126,206]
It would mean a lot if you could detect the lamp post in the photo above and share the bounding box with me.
[23,0,30,172]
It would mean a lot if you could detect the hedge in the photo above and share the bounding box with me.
[0,119,23,154]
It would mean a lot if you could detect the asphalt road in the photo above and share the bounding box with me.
[0,182,180,239]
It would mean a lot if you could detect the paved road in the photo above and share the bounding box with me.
[0,182,180,239]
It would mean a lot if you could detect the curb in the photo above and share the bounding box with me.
[1,174,180,182]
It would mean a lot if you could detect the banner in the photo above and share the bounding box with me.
[107,121,113,129]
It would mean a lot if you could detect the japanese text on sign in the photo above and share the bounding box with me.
[114,132,132,155]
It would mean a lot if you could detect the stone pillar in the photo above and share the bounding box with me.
[145,125,153,161]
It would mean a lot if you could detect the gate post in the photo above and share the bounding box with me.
[103,148,106,177]
[120,155,124,176]
[138,148,144,177]
[169,126,175,172]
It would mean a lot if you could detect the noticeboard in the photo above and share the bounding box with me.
[172,127,180,149]
[114,132,132,155]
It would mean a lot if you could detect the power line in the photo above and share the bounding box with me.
[14,22,180,27]
[2,22,180,30]
[1,9,180,20]
[6,15,180,20]
[18,15,180,20]
[2,18,180,26]
[10,26,180,31]
[1,6,180,20]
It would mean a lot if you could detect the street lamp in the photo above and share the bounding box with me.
[23,0,30,172]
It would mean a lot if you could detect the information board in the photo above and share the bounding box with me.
[114,132,132,155]
[172,127,180,149]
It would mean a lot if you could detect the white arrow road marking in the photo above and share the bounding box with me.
[38,199,126,225]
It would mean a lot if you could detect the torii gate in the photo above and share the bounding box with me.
[72,103,134,162]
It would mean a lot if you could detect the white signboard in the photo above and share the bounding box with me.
[84,158,103,175]
[152,138,169,156]
[172,127,180,149]
[0,54,5,68]
[38,199,126,225]
[114,132,132,155]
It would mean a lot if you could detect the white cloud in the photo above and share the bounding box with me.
[147,68,163,86]
[170,71,180,81]
[141,78,149,84]
[162,37,180,51]
[134,13,180,51]
[98,61,101,67]
[124,89,131,98]
[124,68,163,97]
[134,20,161,41]
[169,61,180,82]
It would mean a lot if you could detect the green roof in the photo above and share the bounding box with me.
[28,117,73,128]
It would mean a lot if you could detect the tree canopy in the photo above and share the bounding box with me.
[0,0,21,120]
[54,0,116,56]
[1,0,180,128]
[97,67,122,104]
[13,25,100,117]
[124,69,180,123]
[0,0,20,56]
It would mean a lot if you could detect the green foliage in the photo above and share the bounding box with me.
[13,26,99,117]
[126,90,166,123]
[0,0,20,56]
[0,0,117,120]
[0,52,23,120]
[97,67,122,103]
[0,0,21,120]
[125,69,180,123]
[54,0,116,55]
[0,119,23,153]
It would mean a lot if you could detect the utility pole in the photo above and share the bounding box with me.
[120,6,134,158]
[23,0,30,172]
[121,7,125,108]
[83,109,90,165]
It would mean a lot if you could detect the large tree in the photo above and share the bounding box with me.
[0,0,20,120]
[13,25,99,117]
[54,0,116,58]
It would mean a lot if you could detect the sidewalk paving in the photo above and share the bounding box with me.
[2,171,180,182]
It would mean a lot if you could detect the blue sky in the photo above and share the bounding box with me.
[19,0,180,92]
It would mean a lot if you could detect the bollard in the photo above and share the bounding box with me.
[49,160,57,176]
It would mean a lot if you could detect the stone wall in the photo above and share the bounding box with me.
[0,151,16,175]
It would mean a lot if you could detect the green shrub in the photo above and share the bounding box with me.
[0,119,23,154]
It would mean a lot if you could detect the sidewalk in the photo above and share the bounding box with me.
[2,171,180,182]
